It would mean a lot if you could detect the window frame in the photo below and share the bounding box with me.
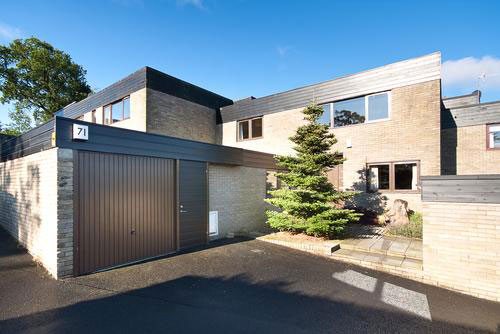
[322,91,391,128]
[486,123,500,150]
[366,160,420,193]
[237,116,263,141]
[102,96,131,125]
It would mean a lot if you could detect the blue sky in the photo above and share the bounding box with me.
[1,0,500,125]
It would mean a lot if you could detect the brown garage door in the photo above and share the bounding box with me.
[75,151,176,275]
[179,160,208,249]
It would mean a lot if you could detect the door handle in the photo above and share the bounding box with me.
[180,210,188,213]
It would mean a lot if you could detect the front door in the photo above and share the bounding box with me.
[179,160,208,249]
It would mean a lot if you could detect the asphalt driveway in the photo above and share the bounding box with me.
[0,228,499,334]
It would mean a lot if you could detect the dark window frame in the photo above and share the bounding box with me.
[103,96,131,125]
[237,116,263,141]
[486,123,500,151]
[366,160,421,193]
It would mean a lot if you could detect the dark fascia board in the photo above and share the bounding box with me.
[0,119,55,162]
[145,67,233,110]
[55,117,276,170]
[58,66,233,122]
[59,67,147,119]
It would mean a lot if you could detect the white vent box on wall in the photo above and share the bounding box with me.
[209,211,219,236]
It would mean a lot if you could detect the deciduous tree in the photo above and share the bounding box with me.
[0,37,91,128]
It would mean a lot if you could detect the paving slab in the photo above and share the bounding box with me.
[381,254,405,267]
[405,239,423,260]
[332,248,366,261]
[369,238,393,255]
[387,239,412,257]
[401,257,424,270]
[363,253,384,264]
[351,238,378,251]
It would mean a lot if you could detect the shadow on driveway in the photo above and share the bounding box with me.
[0,227,499,333]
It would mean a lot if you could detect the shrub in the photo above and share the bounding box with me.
[385,211,423,239]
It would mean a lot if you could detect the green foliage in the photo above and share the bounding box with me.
[265,104,361,238]
[0,103,34,135]
[385,211,423,239]
[0,37,92,124]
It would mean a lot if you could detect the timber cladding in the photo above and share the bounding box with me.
[221,52,441,123]
[421,175,500,204]
[74,150,176,274]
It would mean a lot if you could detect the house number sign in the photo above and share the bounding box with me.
[73,124,89,141]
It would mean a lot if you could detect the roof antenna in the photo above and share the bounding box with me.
[478,72,499,91]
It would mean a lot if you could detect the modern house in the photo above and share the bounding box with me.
[1,51,500,280]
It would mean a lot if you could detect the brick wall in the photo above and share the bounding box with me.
[147,88,218,143]
[0,148,73,278]
[442,125,500,175]
[422,201,500,302]
[208,164,269,238]
[222,80,441,212]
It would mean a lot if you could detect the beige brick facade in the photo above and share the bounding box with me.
[0,148,73,278]
[442,125,500,175]
[422,201,500,302]
[222,80,441,212]
[208,164,269,238]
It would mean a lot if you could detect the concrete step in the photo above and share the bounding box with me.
[331,248,423,271]
[339,237,422,261]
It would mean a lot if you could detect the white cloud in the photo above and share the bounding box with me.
[177,0,204,9]
[0,22,22,41]
[442,56,500,91]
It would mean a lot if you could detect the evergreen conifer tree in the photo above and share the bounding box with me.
[265,104,360,237]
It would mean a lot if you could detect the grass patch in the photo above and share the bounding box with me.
[385,211,422,239]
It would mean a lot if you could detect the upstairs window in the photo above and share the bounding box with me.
[238,117,263,141]
[320,92,390,128]
[103,96,130,125]
[488,124,500,149]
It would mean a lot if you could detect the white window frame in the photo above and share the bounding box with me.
[322,91,391,128]
[488,124,500,149]
[366,91,391,123]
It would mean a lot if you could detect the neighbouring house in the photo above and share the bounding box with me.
[1,51,500,282]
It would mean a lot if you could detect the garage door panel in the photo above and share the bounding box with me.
[76,151,176,275]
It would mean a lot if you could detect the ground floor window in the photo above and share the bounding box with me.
[367,161,419,192]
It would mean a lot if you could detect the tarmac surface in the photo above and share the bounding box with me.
[0,228,499,333]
